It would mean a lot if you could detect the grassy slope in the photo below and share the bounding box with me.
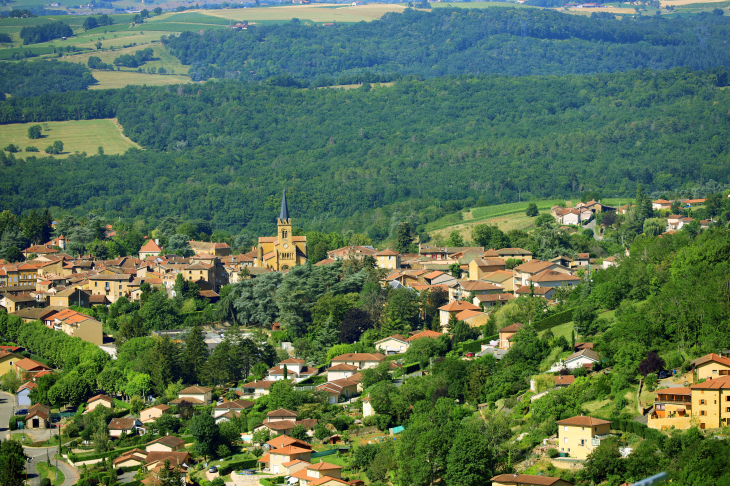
[0,119,140,157]
[90,70,191,89]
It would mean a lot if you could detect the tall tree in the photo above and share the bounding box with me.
[181,325,208,384]
[0,439,27,486]
[150,335,179,395]
[395,222,413,253]
[189,413,219,462]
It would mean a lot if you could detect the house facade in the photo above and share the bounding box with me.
[557,416,611,460]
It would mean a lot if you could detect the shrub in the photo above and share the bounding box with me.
[547,448,559,458]
[41,479,51,486]
[25,146,39,152]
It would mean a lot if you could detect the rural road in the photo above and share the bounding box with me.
[0,391,78,486]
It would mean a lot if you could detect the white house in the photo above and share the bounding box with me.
[329,353,386,370]
[327,363,360,381]
[17,382,36,407]
[374,334,409,355]
[549,349,600,372]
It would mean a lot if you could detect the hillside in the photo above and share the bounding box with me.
[0,68,729,234]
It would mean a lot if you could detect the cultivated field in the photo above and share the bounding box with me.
[202,4,409,23]
[62,42,189,74]
[90,70,192,89]
[0,119,140,158]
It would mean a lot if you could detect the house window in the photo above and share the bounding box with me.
[714,370,718,374]
[700,411,706,416]
[564,438,568,443]
[701,399,705,405]
[564,426,568,431]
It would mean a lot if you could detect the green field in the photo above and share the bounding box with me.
[0,119,140,158]
[202,4,409,23]
[426,199,565,233]
[62,42,189,75]
[90,70,191,89]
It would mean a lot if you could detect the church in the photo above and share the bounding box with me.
[254,190,307,270]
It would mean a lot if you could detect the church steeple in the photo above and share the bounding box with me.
[279,189,290,222]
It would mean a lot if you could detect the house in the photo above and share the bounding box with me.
[438,300,481,330]
[327,363,361,381]
[139,404,171,424]
[494,248,533,262]
[550,349,600,372]
[188,240,232,257]
[2,294,38,313]
[474,293,515,309]
[0,350,22,377]
[690,353,730,382]
[291,462,344,485]
[108,417,141,438]
[139,239,163,259]
[468,258,506,280]
[374,248,400,270]
[259,444,313,474]
[652,199,673,211]
[498,323,524,349]
[531,270,581,289]
[145,435,186,453]
[266,408,299,423]
[419,244,447,260]
[87,274,132,303]
[553,208,582,225]
[57,311,103,345]
[113,448,149,468]
[456,309,489,328]
[557,416,612,459]
[25,404,51,429]
[212,399,254,418]
[239,379,279,398]
[491,474,573,486]
[374,334,409,355]
[49,287,91,308]
[481,270,515,291]
[14,358,52,376]
[144,450,192,470]
[268,358,318,382]
[648,388,692,430]
[265,435,312,451]
[667,215,694,231]
[689,376,730,430]
[17,382,37,407]
[215,410,242,424]
[423,270,456,286]
[406,329,446,343]
[601,256,618,270]
[316,378,359,404]
[329,353,386,370]
[450,279,503,302]
[177,385,212,405]
[554,375,575,387]
[362,396,374,417]
[513,260,572,289]
[86,394,114,413]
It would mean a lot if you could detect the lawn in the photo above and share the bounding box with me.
[202,4,408,23]
[430,213,541,243]
[36,462,65,486]
[0,119,140,158]
[540,320,574,342]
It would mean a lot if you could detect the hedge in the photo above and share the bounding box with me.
[401,362,420,374]
[260,476,286,486]
[534,308,576,332]
[70,444,137,462]
[9,414,25,431]
[611,418,665,442]
[461,334,498,354]
[219,459,259,475]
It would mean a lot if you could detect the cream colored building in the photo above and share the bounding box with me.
[145,435,185,452]
[86,394,114,413]
[498,322,524,349]
[557,416,611,460]
[329,353,386,370]
[88,274,132,303]
[375,249,400,270]
[254,190,307,271]
[60,315,103,345]
[692,353,730,382]
[139,404,171,424]
[177,385,212,405]
[374,334,409,355]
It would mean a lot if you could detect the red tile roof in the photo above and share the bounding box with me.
[556,416,611,427]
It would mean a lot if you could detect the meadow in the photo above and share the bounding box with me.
[202,3,409,23]
[0,119,139,158]
[89,70,191,89]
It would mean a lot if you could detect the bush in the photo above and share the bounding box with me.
[25,146,39,152]
[547,448,559,458]
[41,479,51,486]
[218,459,259,476]
[4,144,18,153]
[534,308,575,332]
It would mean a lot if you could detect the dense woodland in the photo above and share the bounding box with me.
[1,67,729,234]
[163,8,730,82]
[0,61,95,98]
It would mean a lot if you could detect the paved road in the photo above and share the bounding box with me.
[0,391,78,486]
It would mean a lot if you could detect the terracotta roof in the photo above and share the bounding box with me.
[88,394,114,405]
[556,416,611,427]
[424,270,446,279]
[267,408,298,417]
[455,309,484,321]
[327,363,360,371]
[691,375,730,390]
[169,397,205,405]
[490,474,567,485]
[406,330,444,342]
[554,375,575,386]
[280,358,306,364]
[376,248,399,256]
[439,301,480,312]
[459,280,503,291]
[691,353,730,368]
[179,385,212,394]
[499,322,524,333]
[475,293,515,302]
[144,451,191,466]
[146,435,185,449]
[257,453,271,463]
[532,270,580,283]
[14,358,51,372]
[514,260,556,273]
[496,247,533,255]
[108,418,138,430]
[139,240,163,253]
[266,435,312,450]
[655,387,692,396]
[375,334,409,344]
[311,477,350,486]
[566,349,600,362]
[215,399,254,410]
[269,444,311,455]
[307,462,343,471]
[297,418,318,429]
[17,382,37,393]
[240,379,279,389]
[514,285,553,295]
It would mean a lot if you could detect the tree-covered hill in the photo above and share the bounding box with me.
[0,61,95,99]
[162,7,730,82]
[0,68,729,234]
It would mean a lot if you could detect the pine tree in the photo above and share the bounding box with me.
[182,325,208,384]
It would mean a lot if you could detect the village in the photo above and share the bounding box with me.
[0,191,726,486]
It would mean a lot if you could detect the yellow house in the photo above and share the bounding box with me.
[177,385,212,405]
[691,353,730,383]
[0,351,22,376]
[557,416,612,460]
[140,404,171,424]
[498,322,524,349]
[260,445,312,475]
[495,247,533,262]
[255,190,307,271]
[49,287,90,308]
[481,270,515,292]
[490,474,572,486]
[59,314,103,345]
[468,258,506,280]
[86,394,114,413]
[689,375,730,430]
[648,388,693,430]
[145,435,185,452]
[87,274,132,303]
[375,248,400,270]
[374,334,409,355]
[292,462,343,486]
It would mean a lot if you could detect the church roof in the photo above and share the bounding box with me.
[280,189,289,221]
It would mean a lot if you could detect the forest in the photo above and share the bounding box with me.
[19,20,73,45]
[0,67,729,234]
[162,7,730,82]
[0,61,96,98]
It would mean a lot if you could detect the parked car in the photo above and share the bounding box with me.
[209,466,217,473]
[16,409,27,415]
[465,352,475,358]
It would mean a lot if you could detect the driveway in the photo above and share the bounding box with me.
[0,391,78,486]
